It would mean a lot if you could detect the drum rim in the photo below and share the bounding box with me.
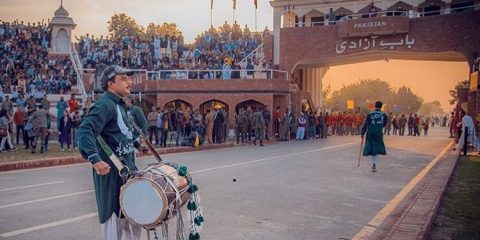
[120,176,169,229]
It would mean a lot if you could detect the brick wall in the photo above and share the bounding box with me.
[279,11,480,72]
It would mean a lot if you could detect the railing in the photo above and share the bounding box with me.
[285,4,479,28]
[338,10,410,22]
[145,69,289,81]
[69,43,87,103]
[239,43,265,67]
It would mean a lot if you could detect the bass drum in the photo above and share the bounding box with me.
[120,163,190,229]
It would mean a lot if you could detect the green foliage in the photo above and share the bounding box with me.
[324,79,423,113]
[449,80,469,105]
[107,13,182,41]
[145,22,182,39]
[107,13,143,40]
[419,100,444,116]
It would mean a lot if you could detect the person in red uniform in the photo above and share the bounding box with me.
[68,94,79,113]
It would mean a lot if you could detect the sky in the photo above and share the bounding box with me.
[323,60,470,112]
[0,0,273,42]
[0,0,470,111]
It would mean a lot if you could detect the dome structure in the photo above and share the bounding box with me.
[50,3,75,26]
[54,4,69,17]
[49,2,76,53]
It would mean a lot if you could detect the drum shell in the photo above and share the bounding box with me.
[120,164,191,229]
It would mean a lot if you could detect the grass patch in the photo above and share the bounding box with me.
[0,144,80,164]
[427,156,480,240]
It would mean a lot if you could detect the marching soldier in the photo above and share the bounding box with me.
[235,108,248,145]
[253,106,266,146]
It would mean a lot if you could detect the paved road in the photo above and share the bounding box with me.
[0,127,452,240]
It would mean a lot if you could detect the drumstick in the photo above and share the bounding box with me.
[127,115,164,163]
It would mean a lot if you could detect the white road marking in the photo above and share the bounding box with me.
[0,181,65,193]
[0,148,215,175]
[0,190,94,209]
[0,162,90,175]
[191,141,358,174]
[0,213,98,238]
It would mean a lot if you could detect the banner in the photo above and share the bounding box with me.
[211,0,213,10]
[233,0,236,10]
[347,100,354,109]
[470,71,478,91]
[254,0,258,9]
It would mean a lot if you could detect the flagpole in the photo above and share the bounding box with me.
[210,0,213,27]
[255,8,258,32]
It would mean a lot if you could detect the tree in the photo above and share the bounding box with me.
[419,101,444,116]
[448,80,469,105]
[324,79,395,112]
[107,13,143,40]
[145,22,182,39]
[394,86,423,114]
[323,79,423,113]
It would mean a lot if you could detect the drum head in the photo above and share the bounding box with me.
[120,178,168,227]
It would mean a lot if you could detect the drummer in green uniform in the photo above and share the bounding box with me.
[361,101,387,172]
[77,65,146,240]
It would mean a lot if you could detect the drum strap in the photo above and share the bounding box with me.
[97,136,130,179]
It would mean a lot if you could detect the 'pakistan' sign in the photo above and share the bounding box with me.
[337,16,409,38]
[353,21,387,29]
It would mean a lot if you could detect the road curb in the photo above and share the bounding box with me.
[0,143,234,172]
[384,148,459,240]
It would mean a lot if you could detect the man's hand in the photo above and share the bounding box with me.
[140,145,149,154]
[93,161,111,176]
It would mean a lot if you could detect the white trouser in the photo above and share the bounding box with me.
[371,155,378,165]
[101,214,142,240]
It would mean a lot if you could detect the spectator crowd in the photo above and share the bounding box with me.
[0,20,78,99]
[77,21,269,80]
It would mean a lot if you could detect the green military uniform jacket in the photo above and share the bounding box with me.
[127,105,148,135]
[77,91,141,224]
[361,108,387,156]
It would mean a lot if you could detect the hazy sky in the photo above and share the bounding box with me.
[0,0,273,42]
[323,60,470,112]
[1,0,470,111]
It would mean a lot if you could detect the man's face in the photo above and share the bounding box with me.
[109,74,132,97]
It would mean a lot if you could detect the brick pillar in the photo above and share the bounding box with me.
[457,88,468,103]
[468,91,477,118]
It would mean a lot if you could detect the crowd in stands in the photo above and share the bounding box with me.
[77,22,269,80]
[0,20,78,97]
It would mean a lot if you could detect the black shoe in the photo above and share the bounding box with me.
[40,147,45,154]
[372,164,377,172]
[260,143,265,146]
[253,140,257,146]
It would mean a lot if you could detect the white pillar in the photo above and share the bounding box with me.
[273,7,282,65]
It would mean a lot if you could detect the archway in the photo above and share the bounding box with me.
[164,99,193,112]
[305,9,324,26]
[199,100,229,116]
[235,100,266,113]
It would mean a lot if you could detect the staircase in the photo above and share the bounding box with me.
[239,43,265,70]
